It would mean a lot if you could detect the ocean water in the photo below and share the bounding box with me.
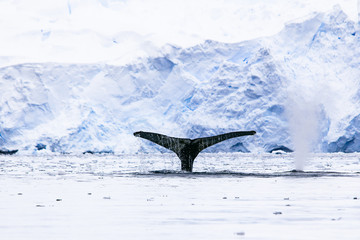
[0,153,359,239]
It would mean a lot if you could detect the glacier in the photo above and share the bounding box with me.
[1,6,360,154]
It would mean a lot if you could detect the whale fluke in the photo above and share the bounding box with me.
[133,130,256,172]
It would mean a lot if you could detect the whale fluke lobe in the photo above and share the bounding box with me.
[133,130,256,172]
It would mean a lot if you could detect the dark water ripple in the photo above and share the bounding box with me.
[132,170,360,178]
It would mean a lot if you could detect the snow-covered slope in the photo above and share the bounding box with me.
[1,0,358,67]
[0,6,359,154]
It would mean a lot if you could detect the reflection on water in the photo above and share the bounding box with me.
[0,153,359,179]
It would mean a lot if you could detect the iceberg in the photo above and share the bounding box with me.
[0,6,359,154]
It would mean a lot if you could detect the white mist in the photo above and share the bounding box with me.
[288,98,319,171]
[286,68,321,171]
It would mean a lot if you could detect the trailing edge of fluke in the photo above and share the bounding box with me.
[133,130,256,172]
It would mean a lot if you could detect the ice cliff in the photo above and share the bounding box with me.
[1,6,360,154]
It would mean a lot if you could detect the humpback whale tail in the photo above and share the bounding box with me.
[133,130,256,172]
